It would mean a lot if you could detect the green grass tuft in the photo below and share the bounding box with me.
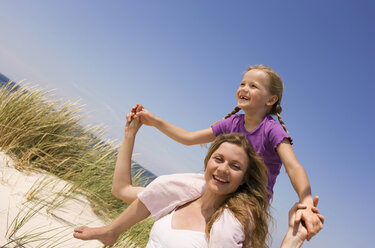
[0,82,153,247]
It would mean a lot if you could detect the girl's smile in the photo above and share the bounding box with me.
[236,69,274,112]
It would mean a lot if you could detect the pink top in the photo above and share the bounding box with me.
[138,174,246,248]
[146,210,208,248]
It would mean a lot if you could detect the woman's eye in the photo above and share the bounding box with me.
[230,163,240,170]
[214,157,223,162]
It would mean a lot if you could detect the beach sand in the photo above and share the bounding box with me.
[0,151,106,248]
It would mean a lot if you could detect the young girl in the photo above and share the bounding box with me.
[128,65,322,240]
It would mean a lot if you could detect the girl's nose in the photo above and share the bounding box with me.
[240,87,249,93]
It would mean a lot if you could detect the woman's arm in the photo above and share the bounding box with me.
[135,105,216,145]
[74,198,150,246]
[281,202,307,248]
[277,139,322,241]
[111,111,145,203]
[281,196,324,248]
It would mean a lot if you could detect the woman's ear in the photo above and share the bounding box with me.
[241,176,246,185]
[266,95,278,107]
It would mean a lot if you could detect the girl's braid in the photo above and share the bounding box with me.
[275,104,289,135]
[249,65,289,135]
[210,106,240,129]
[224,106,241,119]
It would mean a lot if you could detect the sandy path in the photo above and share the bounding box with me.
[0,151,106,248]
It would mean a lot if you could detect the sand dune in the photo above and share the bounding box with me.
[0,151,106,248]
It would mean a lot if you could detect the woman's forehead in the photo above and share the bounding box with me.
[214,142,248,163]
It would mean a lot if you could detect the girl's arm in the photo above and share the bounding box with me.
[111,111,145,204]
[277,139,322,241]
[277,139,312,204]
[135,105,216,145]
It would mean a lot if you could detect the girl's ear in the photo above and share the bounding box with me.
[266,95,278,107]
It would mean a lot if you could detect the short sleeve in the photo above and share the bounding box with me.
[137,173,205,220]
[211,115,237,136]
[267,121,293,150]
[209,209,245,248]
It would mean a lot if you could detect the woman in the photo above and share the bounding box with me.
[74,112,323,247]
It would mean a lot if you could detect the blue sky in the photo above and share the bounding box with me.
[1,1,374,247]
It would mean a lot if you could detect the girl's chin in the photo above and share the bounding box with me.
[237,102,249,108]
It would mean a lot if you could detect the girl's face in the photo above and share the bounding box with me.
[236,69,277,113]
[205,142,248,196]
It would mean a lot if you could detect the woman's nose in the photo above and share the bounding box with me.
[217,163,229,174]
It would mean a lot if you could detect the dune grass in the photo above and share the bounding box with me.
[5,198,74,248]
[0,82,153,247]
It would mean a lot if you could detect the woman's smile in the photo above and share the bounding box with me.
[205,142,248,195]
[212,175,229,184]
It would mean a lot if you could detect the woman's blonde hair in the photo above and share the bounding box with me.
[204,133,271,248]
[225,65,288,134]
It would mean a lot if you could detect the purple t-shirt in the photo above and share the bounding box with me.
[211,114,292,197]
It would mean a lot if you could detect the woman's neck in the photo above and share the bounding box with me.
[243,110,267,132]
[194,191,227,219]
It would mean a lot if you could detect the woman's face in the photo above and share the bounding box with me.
[205,142,248,196]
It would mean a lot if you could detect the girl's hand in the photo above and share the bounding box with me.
[294,196,324,241]
[289,196,324,241]
[125,109,142,136]
[133,105,158,127]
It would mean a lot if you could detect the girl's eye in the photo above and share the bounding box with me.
[240,82,245,86]
[250,84,257,88]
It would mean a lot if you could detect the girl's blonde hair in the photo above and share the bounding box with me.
[204,133,271,248]
[225,65,288,134]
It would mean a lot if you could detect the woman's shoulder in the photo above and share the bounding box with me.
[143,173,205,198]
[217,208,243,228]
[209,209,244,248]
[155,173,204,183]
[138,173,205,220]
